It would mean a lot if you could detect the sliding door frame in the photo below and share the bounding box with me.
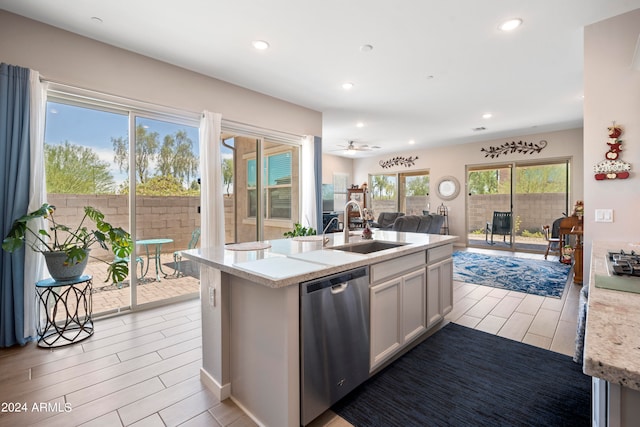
[465,157,571,253]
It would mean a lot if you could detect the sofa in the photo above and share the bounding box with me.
[391,214,445,234]
[371,212,404,229]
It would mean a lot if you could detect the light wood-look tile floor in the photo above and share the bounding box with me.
[0,299,254,427]
[0,247,581,427]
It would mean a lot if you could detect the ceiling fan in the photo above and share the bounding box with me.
[335,141,381,155]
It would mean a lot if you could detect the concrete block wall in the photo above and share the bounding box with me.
[469,193,567,234]
[48,194,200,260]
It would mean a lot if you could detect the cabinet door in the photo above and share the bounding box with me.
[439,258,453,316]
[426,263,443,328]
[370,277,402,370]
[402,268,427,343]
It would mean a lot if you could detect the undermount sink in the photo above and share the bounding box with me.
[329,240,408,254]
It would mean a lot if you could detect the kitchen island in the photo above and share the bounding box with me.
[183,230,457,427]
[584,241,640,427]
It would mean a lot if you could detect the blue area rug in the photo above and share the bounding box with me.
[452,251,570,298]
[332,323,590,427]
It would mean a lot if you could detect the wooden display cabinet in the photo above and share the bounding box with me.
[559,215,584,284]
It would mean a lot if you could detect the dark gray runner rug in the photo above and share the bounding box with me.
[332,323,590,427]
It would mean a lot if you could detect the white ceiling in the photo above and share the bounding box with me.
[2,0,640,157]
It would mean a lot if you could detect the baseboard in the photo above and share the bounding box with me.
[200,368,231,401]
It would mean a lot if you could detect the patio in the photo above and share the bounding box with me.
[85,253,200,316]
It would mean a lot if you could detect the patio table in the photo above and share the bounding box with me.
[136,238,174,281]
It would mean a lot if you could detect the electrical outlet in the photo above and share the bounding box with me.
[595,209,613,223]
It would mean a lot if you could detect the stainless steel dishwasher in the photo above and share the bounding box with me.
[300,266,370,426]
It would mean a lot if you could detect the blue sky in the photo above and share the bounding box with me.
[44,102,200,187]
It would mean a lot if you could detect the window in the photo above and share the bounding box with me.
[247,151,293,219]
[333,173,348,212]
[369,171,430,215]
[369,173,398,213]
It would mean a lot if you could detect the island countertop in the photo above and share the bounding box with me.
[584,241,640,391]
[182,230,458,288]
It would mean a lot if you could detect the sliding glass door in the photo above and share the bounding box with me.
[221,131,300,244]
[44,92,201,316]
[466,160,569,253]
[467,165,513,248]
[132,116,200,307]
[512,161,569,252]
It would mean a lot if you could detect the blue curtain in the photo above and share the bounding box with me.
[0,63,31,347]
[314,136,323,232]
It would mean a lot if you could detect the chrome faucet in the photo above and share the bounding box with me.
[343,200,363,244]
[322,216,340,246]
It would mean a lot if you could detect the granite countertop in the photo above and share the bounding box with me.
[584,241,640,391]
[182,230,458,288]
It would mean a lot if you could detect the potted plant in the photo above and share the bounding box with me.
[2,203,132,283]
[283,223,317,238]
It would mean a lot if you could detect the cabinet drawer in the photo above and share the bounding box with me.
[427,244,453,264]
[371,251,425,284]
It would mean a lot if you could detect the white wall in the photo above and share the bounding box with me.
[352,128,584,241]
[584,9,640,269]
[0,11,322,137]
[321,153,354,185]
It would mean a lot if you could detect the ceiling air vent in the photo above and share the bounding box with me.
[472,127,486,132]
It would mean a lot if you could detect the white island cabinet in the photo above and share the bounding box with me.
[183,230,457,427]
[369,243,454,371]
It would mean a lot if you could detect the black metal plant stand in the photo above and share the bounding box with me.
[36,274,94,348]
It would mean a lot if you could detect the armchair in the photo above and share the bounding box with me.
[486,211,512,245]
[391,214,445,234]
[173,228,201,277]
[371,212,404,229]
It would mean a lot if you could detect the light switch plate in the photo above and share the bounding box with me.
[595,209,613,223]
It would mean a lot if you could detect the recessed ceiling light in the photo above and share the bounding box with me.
[342,82,354,90]
[91,16,103,24]
[360,44,373,52]
[482,113,493,119]
[408,139,416,145]
[499,18,523,32]
[252,40,270,50]
[356,122,364,128]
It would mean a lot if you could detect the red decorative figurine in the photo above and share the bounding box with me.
[594,122,631,180]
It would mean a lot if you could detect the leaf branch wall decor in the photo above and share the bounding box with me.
[379,155,418,169]
[480,139,548,158]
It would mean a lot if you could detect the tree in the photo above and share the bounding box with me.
[135,175,187,196]
[222,158,233,196]
[45,141,115,194]
[371,175,396,199]
[118,175,200,196]
[113,126,199,190]
[405,176,429,196]
[158,130,199,187]
[468,170,500,195]
[112,125,160,184]
[515,164,567,193]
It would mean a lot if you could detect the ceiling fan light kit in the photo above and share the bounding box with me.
[335,141,380,155]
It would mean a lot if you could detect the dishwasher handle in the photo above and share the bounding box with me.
[301,267,368,296]
[330,283,348,294]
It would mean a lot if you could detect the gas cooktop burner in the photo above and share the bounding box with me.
[608,250,640,277]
